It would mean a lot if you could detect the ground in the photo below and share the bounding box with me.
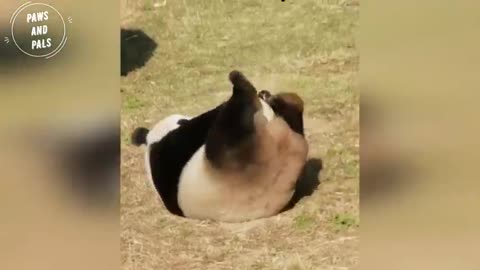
[121,1,359,269]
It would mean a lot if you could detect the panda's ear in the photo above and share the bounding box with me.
[177,119,189,125]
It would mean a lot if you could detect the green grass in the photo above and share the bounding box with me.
[123,95,149,111]
[121,0,359,269]
[294,213,316,231]
[333,213,359,232]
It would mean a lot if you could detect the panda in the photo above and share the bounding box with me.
[131,70,308,222]
[131,114,191,193]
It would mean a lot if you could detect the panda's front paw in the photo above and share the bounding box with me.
[258,90,272,101]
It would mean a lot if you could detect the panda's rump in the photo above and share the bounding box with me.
[177,117,308,222]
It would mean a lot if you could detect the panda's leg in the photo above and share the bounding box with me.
[205,71,263,168]
[260,91,305,136]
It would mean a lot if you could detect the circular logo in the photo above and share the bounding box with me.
[10,2,67,58]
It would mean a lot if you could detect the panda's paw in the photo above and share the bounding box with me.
[258,90,272,101]
[228,70,245,84]
[228,70,257,96]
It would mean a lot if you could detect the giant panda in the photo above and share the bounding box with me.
[131,70,308,222]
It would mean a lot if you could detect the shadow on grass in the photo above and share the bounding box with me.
[121,28,157,76]
[282,157,323,212]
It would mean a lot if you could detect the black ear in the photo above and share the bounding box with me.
[131,127,149,146]
[177,119,189,125]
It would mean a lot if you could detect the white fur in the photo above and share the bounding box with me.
[143,100,304,222]
[177,144,296,222]
[260,99,275,121]
[146,114,191,145]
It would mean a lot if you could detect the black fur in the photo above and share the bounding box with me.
[229,70,257,97]
[259,90,305,136]
[281,158,323,212]
[177,119,189,125]
[131,127,149,146]
[142,71,312,217]
[148,104,223,217]
[205,71,260,168]
[269,97,304,136]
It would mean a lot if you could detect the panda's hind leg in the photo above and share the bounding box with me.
[205,71,264,169]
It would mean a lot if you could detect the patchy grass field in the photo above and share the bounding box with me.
[121,0,359,269]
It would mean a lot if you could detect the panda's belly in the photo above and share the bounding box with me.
[177,145,295,222]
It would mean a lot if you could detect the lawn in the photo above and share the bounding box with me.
[121,0,359,269]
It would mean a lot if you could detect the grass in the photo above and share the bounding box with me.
[294,213,316,231]
[333,213,359,232]
[124,95,150,111]
[121,0,359,269]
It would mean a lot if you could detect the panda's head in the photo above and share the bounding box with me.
[258,90,304,136]
[131,114,191,147]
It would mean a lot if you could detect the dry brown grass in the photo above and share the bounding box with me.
[121,0,358,269]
